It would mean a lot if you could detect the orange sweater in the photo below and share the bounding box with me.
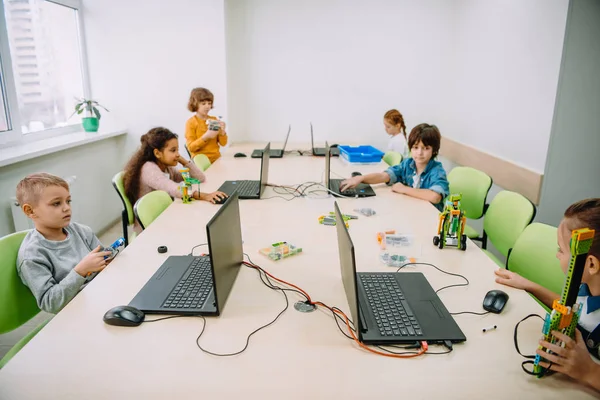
[185,115,228,163]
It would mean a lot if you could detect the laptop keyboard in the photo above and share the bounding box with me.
[161,257,213,309]
[331,180,358,196]
[360,274,423,337]
[232,180,259,197]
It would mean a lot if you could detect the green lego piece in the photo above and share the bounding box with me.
[433,194,467,251]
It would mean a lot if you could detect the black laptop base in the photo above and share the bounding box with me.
[314,147,339,157]
[251,149,284,158]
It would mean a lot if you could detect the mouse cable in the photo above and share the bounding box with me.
[242,255,428,358]
[396,262,470,294]
[513,313,555,378]
[450,311,490,316]
[189,243,208,256]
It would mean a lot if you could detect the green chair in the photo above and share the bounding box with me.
[383,151,402,166]
[112,171,136,246]
[193,154,211,171]
[448,166,492,240]
[507,223,564,312]
[481,190,536,267]
[133,190,173,230]
[0,230,48,369]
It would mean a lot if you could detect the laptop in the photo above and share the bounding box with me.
[311,122,339,157]
[251,125,291,158]
[333,202,466,344]
[129,193,244,316]
[217,143,270,201]
[325,143,376,197]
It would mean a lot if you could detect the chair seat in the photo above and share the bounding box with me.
[482,249,504,268]
[464,224,479,239]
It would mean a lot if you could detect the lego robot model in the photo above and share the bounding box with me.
[432,194,467,251]
[534,227,595,376]
[179,168,201,204]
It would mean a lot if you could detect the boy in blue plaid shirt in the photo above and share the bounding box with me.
[341,123,449,211]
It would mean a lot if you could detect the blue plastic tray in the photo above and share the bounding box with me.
[338,145,384,163]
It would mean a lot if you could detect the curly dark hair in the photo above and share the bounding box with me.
[123,127,178,204]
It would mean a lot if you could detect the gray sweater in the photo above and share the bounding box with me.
[17,222,102,314]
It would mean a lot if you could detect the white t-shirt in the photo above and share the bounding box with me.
[387,134,408,158]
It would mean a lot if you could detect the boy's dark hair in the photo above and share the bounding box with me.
[564,198,600,258]
[408,123,442,158]
[187,87,214,112]
[384,109,407,139]
[123,127,178,204]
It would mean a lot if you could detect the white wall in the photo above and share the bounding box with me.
[225,0,568,172]
[82,0,228,157]
[442,0,568,173]
[0,135,127,238]
[225,0,454,151]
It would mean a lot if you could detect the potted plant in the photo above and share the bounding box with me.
[72,98,109,132]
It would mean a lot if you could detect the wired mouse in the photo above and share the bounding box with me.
[482,290,509,314]
[234,153,247,158]
[351,171,362,177]
[103,305,145,327]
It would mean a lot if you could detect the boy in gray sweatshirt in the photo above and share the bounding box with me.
[16,173,112,314]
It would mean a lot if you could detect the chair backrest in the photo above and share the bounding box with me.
[184,143,192,158]
[507,223,564,295]
[0,231,40,334]
[112,171,134,225]
[193,154,211,171]
[448,166,492,220]
[484,190,536,257]
[134,190,173,230]
[383,151,402,166]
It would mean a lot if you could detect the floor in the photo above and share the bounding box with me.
[0,220,124,360]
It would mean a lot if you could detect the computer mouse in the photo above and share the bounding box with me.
[330,144,339,148]
[234,153,247,158]
[482,290,509,314]
[351,171,362,177]
[103,305,145,327]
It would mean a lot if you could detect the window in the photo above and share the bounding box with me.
[0,0,88,140]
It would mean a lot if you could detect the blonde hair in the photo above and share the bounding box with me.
[16,173,69,206]
[187,87,214,112]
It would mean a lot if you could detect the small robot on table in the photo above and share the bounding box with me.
[433,193,467,251]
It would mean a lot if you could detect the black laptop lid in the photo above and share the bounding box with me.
[206,192,244,313]
[259,143,270,196]
[333,201,362,337]
[325,142,331,189]
[281,125,291,152]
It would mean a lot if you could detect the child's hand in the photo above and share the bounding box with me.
[537,330,596,384]
[340,176,363,192]
[177,155,190,166]
[202,130,219,140]
[494,269,531,290]
[74,245,112,277]
[391,182,408,194]
[199,191,228,204]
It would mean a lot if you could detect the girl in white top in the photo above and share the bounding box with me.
[384,109,409,159]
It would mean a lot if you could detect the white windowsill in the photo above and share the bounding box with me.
[0,127,127,168]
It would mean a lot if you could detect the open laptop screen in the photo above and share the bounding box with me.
[259,143,270,196]
[334,201,360,331]
[206,192,244,313]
